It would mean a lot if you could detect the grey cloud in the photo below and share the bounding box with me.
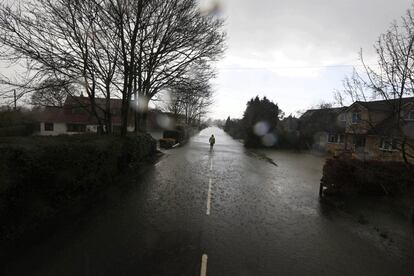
[221,0,412,64]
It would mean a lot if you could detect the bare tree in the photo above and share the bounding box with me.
[336,6,414,164]
[165,63,214,125]
[334,69,369,107]
[0,0,121,132]
[132,0,225,132]
[30,78,75,107]
[0,0,225,135]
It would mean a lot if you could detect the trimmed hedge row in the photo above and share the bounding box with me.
[0,124,36,137]
[321,158,414,197]
[0,134,156,241]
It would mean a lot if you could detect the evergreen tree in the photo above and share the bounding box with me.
[242,96,280,148]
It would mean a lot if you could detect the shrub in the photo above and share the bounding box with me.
[0,124,37,137]
[0,133,156,242]
[163,125,188,144]
[321,158,414,197]
[0,109,37,137]
[159,138,176,149]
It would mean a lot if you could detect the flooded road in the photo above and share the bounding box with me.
[3,127,414,275]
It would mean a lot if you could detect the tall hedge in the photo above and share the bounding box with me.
[0,134,156,241]
[321,158,414,196]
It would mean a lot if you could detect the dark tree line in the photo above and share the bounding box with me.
[0,0,225,135]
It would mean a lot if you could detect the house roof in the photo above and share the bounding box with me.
[34,106,66,123]
[36,96,172,127]
[35,106,113,124]
[35,95,124,125]
[299,106,347,119]
[351,97,414,112]
[299,107,347,134]
[65,95,124,109]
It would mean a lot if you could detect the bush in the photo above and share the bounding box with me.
[0,124,37,137]
[321,158,414,197]
[0,109,37,137]
[163,125,188,144]
[0,134,156,242]
[159,138,176,149]
[276,129,300,150]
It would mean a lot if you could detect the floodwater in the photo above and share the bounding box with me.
[3,127,414,275]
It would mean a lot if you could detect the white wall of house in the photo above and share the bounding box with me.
[86,125,98,133]
[315,131,328,147]
[36,122,136,135]
[37,122,67,136]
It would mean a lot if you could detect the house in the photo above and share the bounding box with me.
[300,97,414,161]
[298,107,347,152]
[34,96,128,135]
[342,97,414,161]
[279,115,300,133]
[34,96,175,135]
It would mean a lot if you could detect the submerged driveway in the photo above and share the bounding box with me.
[4,127,414,275]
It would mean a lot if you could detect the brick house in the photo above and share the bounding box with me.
[34,96,173,135]
[300,97,414,161]
[34,96,129,135]
[343,97,414,161]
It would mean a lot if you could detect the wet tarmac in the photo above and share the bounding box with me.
[3,127,414,275]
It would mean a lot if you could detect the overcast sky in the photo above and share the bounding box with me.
[202,0,413,119]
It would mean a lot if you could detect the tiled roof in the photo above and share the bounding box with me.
[35,106,113,124]
[35,96,124,125]
[34,106,66,123]
[300,106,347,119]
[36,96,168,126]
[65,96,124,109]
[299,107,347,133]
[354,97,414,111]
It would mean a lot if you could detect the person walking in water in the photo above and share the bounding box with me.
[209,134,215,149]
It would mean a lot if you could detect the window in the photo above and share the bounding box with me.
[328,134,337,143]
[380,137,397,151]
[351,112,361,124]
[328,134,345,144]
[44,122,54,131]
[67,124,86,132]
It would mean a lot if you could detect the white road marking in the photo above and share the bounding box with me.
[200,254,208,276]
[210,159,213,171]
[206,178,212,215]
